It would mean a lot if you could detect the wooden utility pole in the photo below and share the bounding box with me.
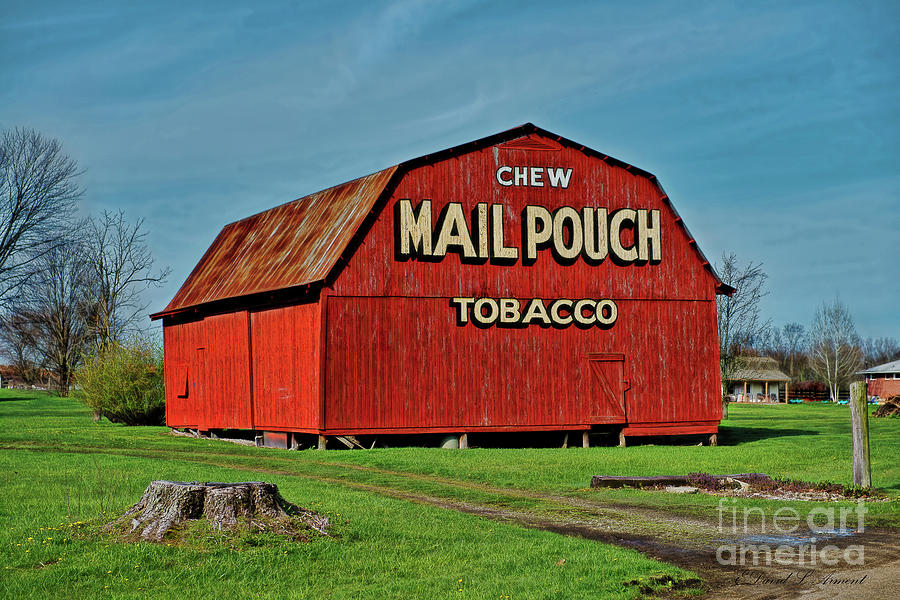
[849,382,871,487]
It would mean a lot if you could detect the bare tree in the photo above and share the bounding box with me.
[715,253,770,394]
[760,322,809,381]
[0,128,82,303]
[759,326,786,364]
[84,210,170,347]
[17,238,92,395]
[782,322,806,380]
[860,336,900,368]
[0,306,44,385]
[809,298,862,402]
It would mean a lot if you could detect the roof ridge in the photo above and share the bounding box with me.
[153,124,730,319]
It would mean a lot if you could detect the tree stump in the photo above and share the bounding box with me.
[107,481,329,542]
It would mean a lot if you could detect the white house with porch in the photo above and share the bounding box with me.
[727,356,791,403]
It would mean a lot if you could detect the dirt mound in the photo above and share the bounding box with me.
[684,472,885,500]
[105,480,330,542]
[873,396,900,417]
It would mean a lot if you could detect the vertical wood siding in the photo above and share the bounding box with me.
[250,302,320,430]
[164,312,251,429]
[164,318,205,428]
[325,136,722,431]
[200,312,252,429]
[324,297,720,432]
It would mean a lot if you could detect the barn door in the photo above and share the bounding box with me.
[191,347,205,427]
[168,351,203,428]
[586,353,628,423]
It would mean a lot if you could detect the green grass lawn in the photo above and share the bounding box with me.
[302,400,900,528]
[0,391,698,600]
[1,390,897,599]
[314,402,900,495]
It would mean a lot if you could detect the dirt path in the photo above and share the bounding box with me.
[302,459,900,600]
[10,441,898,599]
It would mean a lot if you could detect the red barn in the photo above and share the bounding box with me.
[151,124,732,448]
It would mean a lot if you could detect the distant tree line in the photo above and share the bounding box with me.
[0,127,169,396]
[716,253,899,402]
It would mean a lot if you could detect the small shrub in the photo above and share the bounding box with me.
[74,339,165,425]
[792,380,828,394]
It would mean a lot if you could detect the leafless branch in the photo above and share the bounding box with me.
[0,127,82,303]
[5,229,92,395]
[808,297,862,402]
[84,210,171,346]
[860,336,900,368]
[715,252,771,394]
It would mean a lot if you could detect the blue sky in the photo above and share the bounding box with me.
[2,0,898,340]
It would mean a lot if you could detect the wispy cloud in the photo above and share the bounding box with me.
[1,0,897,335]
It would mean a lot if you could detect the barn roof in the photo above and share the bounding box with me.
[152,124,732,320]
[156,167,396,317]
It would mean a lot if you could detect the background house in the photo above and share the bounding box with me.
[727,356,791,403]
[860,359,900,400]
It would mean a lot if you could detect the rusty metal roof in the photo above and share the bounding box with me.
[153,123,731,319]
[155,166,397,317]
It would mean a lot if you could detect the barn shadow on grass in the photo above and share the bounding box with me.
[0,395,37,402]
[617,427,818,447]
[275,428,822,450]
[717,425,819,445]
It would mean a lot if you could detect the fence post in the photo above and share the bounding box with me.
[849,382,871,488]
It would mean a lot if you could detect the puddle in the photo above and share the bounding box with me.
[731,529,858,546]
